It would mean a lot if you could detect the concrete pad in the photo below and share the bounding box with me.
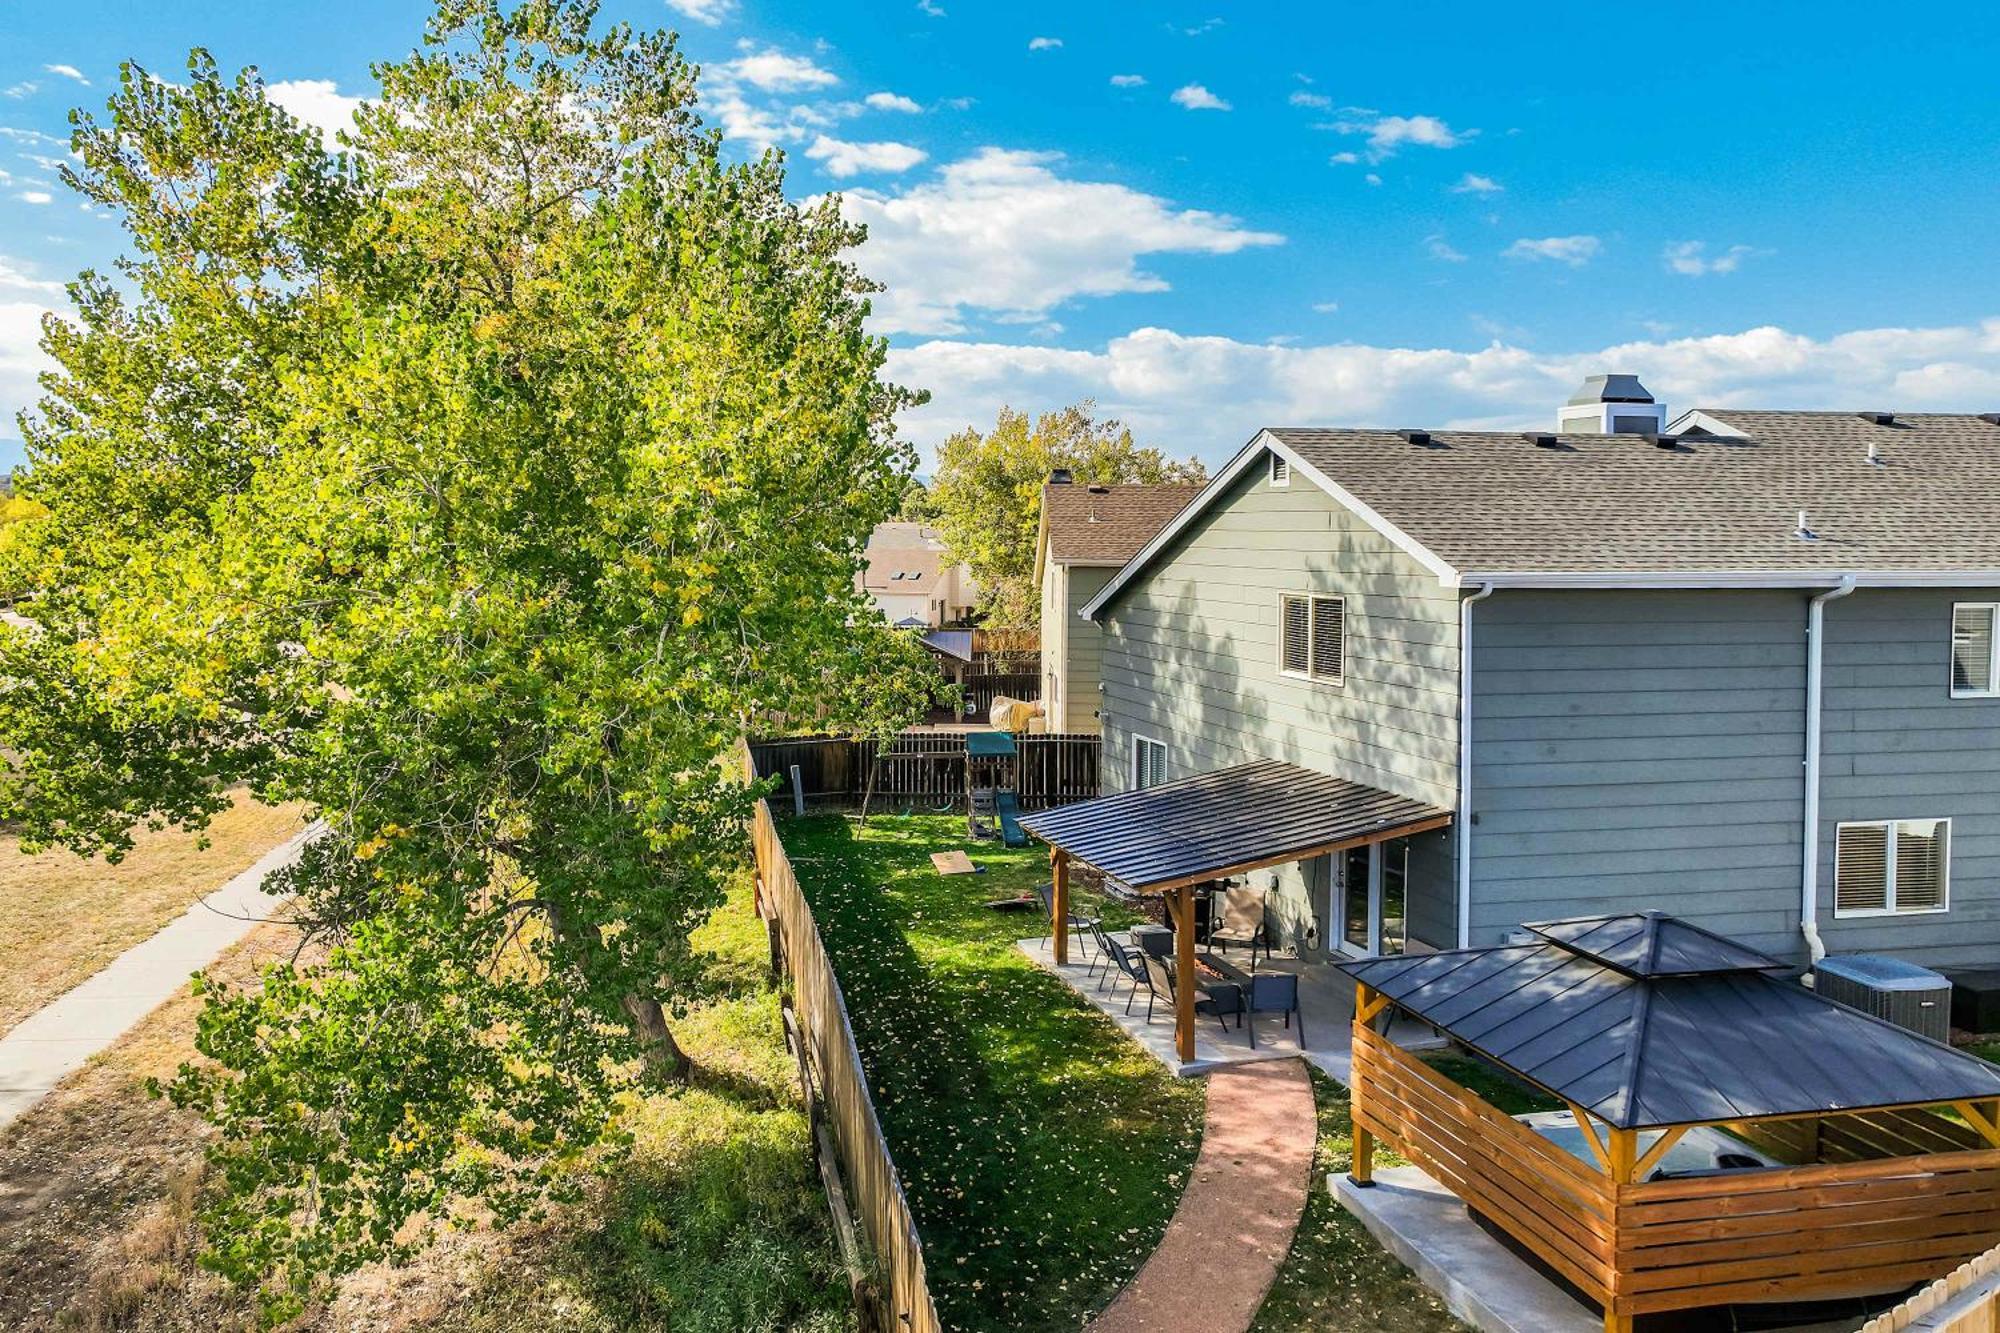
[0,824,316,1132]
[1335,1166,1602,1333]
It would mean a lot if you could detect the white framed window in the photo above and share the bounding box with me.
[1834,818,1950,917]
[1278,592,1346,685]
[1268,452,1290,487]
[1132,735,1168,790]
[1952,603,1999,697]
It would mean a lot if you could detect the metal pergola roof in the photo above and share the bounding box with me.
[1017,759,1453,893]
[1339,914,2000,1130]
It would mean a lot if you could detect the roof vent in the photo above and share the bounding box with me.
[1644,433,1679,449]
[1396,428,1433,446]
[1857,411,1896,426]
[1867,441,1885,466]
[1048,468,1074,485]
[1558,373,1667,436]
[1980,413,2000,427]
[1086,483,1110,495]
[1795,510,1819,541]
[1522,431,1561,449]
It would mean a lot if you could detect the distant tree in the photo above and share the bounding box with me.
[891,472,937,521]
[930,403,1205,626]
[0,0,942,1315]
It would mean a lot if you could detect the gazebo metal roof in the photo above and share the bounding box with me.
[1017,758,1452,892]
[1338,914,2000,1130]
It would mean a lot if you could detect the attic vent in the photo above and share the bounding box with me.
[1646,433,1679,449]
[1396,429,1433,446]
[1522,432,1561,449]
[1268,453,1290,487]
[1981,413,2000,427]
[1857,411,1896,426]
[1086,484,1110,494]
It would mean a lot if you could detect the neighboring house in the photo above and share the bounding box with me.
[857,522,978,627]
[1083,375,2000,972]
[1033,476,1203,733]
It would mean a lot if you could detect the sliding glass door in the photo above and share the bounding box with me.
[1335,838,1412,958]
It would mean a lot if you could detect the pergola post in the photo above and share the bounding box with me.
[1174,881,1196,1064]
[1051,849,1070,966]
[1350,982,1378,1186]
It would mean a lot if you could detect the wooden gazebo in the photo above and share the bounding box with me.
[1018,759,1452,1062]
[1341,914,2000,1333]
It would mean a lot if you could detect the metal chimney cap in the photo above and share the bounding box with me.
[1567,373,1656,406]
[1047,468,1074,485]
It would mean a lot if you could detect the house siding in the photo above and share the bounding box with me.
[1060,565,1114,733]
[1039,561,1068,728]
[1815,588,2000,968]
[1097,457,1462,952]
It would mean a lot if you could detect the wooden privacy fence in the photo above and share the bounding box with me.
[1866,1241,2000,1331]
[751,731,1099,809]
[1352,1023,2000,1330]
[744,768,943,1333]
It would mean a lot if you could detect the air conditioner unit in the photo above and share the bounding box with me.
[1813,954,1952,1043]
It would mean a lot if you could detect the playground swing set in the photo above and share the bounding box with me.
[964,731,1029,848]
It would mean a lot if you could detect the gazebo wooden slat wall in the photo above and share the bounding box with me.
[1351,1022,2000,1332]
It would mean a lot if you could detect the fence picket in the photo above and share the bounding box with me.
[750,732,1100,810]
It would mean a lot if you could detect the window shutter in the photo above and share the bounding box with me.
[1311,596,1345,682]
[1895,820,1948,910]
[1954,605,1995,694]
[1835,823,1890,914]
[1281,595,1310,675]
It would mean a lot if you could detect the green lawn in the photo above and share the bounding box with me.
[779,813,1205,1332]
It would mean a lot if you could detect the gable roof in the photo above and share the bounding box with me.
[1338,913,2000,1129]
[1035,483,1204,585]
[1083,412,2000,615]
[860,546,946,593]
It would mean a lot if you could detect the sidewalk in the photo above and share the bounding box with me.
[0,825,314,1131]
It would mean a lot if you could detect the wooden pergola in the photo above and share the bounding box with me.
[1018,759,1452,1063]
[1342,914,2000,1333]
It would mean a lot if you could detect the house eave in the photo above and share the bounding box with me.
[1459,569,2000,590]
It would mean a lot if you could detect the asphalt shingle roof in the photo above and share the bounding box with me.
[1270,411,2000,575]
[1041,483,1205,565]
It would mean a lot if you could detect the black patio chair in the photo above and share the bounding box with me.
[1032,880,1099,963]
[1244,973,1304,1051]
[1099,934,1149,1012]
[1140,955,1239,1035]
[1086,920,1133,985]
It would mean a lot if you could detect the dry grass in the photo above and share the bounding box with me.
[0,794,309,1037]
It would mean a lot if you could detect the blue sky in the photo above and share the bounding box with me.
[4,1,2000,471]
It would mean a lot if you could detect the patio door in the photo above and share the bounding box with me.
[1335,839,1411,958]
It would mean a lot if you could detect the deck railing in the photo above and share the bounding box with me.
[1351,1023,2000,1328]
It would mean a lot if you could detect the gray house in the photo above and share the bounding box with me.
[1083,379,2000,973]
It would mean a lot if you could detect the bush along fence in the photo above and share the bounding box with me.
[737,743,944,1333]
[750,731,1099,810]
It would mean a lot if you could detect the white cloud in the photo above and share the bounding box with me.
[724,48,839,93]
[1170,84,1230,111]
[4,83,39,100]
[1663,240,1758,276]
[266,79,367,152]
[1331,112,1470,160]
[1289,91,1332,109]
[0,257,63,296]
[1177,18,1224,35]
[1364,173,1382,186]
[0,126,62,147]
[1312,300,1339,314]
[918,0,946,15]
[1109,74,1147,88]
[864,91,922,114]
[15,190,52,205]
[664,0,737,25]
[1328,151,1360,166]
[1451,172,1502,194]
[1505,235,1601,266]
[1426,234,1467,262]
[886,318,2000,462]
[1028,36,1063,51]
[832,147,1283,335]
[42,64,88,86]
[805,135,927,178]
[1,299,58,441]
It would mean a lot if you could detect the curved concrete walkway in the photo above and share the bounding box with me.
[0,825,315,1131]
[1091,1057,1317,1333]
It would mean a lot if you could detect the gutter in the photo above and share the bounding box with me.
[1801,575,1858,963]
[1456,582,1496,950]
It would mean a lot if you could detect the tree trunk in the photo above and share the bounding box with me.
[621,993,690,1083]
[858,736,880,825]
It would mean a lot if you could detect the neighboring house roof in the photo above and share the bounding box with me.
[1338,913,2000,1129]
[861,546,946,594]
[1035,483,1204,587]
[1084,411,2000,613]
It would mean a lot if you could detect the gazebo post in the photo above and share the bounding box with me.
[1051,849,1070,966]
[1602,1127,1640,1333]
[1175,881,1196,1064]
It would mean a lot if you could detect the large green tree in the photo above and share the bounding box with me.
[929,403,1204,626]
[0,0,939,1313]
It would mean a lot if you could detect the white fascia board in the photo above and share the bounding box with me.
[1460,569,2000,590]
[1078,430,1463,619]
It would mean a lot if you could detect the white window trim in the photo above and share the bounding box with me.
[1131,734,1167,790]
[1268,452,1290,487]
[1950,602,2000,698]
[1832,817,1951,918]
[1276,591,1347,687]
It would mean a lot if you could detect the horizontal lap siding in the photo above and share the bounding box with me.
[1469,590,1808,956]
[1097,462,1460,950]
[1062,566,1112,733]
[1817,588,2000,967]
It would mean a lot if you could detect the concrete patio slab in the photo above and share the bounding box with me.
[0,824,315,1133]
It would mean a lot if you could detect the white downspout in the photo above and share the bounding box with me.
[1801,575,1857,963]
[1456,583,1496,950]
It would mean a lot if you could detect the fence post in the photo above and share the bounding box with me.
[791,763,806,817]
